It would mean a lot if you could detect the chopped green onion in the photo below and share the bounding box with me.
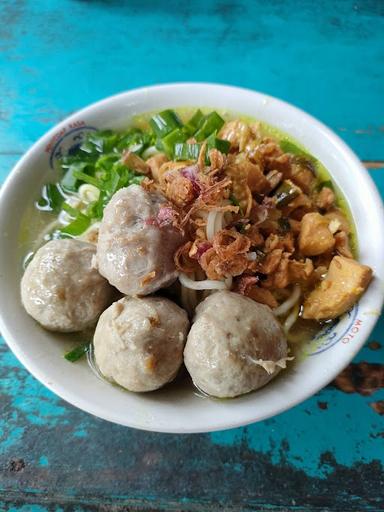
[62,203,80,217]
[64,343,89,362]
[161,128,187,157]
[61,161,91,192]
[95,153,120,173]
[229,195,240,206]
[72,170,102,188]
[194,112,225,142]
[150,110,182,138]
[274,180,301,207]
[36,184,64,212]
[174,135,230,163]
[81,131,118,154]
[206,132,230,154]
[317,180,334,191]
[60,203,91,236]
[280,140,315,162]
[60,215,91,236]
[184,109,204,135]
[278,217,291,232]
[174,143,202,161]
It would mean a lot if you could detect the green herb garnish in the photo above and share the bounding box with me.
[274,180,301,208]
[64,343,90,362]
[280,140,315,162]
[317,180,334,191]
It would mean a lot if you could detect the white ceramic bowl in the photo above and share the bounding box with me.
[1,83,383,433]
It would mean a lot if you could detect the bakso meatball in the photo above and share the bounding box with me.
[21,239,114,332]
[93,296,189,392]
[96,185,184,296]
[184,291,288,398]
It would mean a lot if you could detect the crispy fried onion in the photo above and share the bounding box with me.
[213,229,251,258]
[174,241,199,274]
[199,229,251,280]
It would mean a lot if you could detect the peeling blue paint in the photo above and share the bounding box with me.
[73,428,88,438]
[38,455,49,467]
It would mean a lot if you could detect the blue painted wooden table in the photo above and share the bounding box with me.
[1,1,383,510]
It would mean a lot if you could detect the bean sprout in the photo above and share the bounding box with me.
[142,146,160,159]
[181,280,198,317]
[206,210,218,240]
[283,303,300,334]
[78,184,100,203]
[179,272,227,291]
[274,285,301,317]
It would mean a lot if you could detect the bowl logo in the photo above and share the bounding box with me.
[308,303,360,355]
[44,120,97,169]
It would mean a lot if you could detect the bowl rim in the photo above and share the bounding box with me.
[1,82,384,433]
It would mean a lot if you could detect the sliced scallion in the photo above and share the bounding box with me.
[161,128,187,157]
[280,140,315,162]
[174,143,202,161]
[184,109,204,135]
[275,180,301,208]
[317,180,334,191]
[36,183,64,212]
[64,343,90,362]
[60,203,91,236]
[72,170,102,189]
[150,110,182,138]
[194,112,225,142]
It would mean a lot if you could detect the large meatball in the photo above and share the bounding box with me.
[96,185,184,296]
[21,239,114,332]
[93,296,189,392]
[184,291,288,398]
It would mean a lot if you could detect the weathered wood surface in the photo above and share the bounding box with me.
[0,1,383,510]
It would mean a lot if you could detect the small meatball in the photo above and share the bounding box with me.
[97,185,184,296]
[184,291,288,398]
[299,212,335,256]
[94,296,189,392]
[303,256,372,320]
[21,239,114,332]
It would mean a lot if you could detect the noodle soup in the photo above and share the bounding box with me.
[19,107,373,396]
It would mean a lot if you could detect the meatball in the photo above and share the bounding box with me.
[21,239,114,332]
[93,296,189,392]
[96,185,184,296]
[184,291,288,398]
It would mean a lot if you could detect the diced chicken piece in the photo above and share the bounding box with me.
[334,231,353,258]
[246,287,278,309]
[324,209,350,234]
[146,153,168,181]
[290,162,315,194]
[219,120,251,151]
[316,187,335,210]
[229,153,269,194]
[302,256,372,320]
[299,212,335,256]
[288,258,314,283]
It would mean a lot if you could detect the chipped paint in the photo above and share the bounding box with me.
[333,362,384,396]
